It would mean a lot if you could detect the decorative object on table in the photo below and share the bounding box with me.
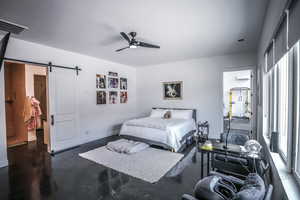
[197,121,209,143]
[244,140,262,158]
[96,91,106,105]
[120,91,128,103]
[163,81,182,100]
[109,91,118,104]
[108,71,118,77]
[200,140,213,151]
[120,78,127,90]
[108,77,119,89]
[96,74,106,89]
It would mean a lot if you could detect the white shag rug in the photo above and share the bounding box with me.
[79,146,183,183]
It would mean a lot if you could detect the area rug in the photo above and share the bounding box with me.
[79,146,184,183]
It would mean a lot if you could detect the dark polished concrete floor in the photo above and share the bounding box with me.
[0,135,207,200]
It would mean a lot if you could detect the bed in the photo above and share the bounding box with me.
[119,108,197,152]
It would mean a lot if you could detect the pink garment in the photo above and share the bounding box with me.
[25,97,42,131]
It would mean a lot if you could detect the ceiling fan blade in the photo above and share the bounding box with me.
[115,46,129,52]
[120,32,130,43]
[138,41,160,49]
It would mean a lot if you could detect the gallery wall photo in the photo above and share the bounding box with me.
[120,91,128,103]
[96,74,106,89]
[108,77,119,89]
[97,91,106,105]
[120,78,127,90]
[109,91,118,104]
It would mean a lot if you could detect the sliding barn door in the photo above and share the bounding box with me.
[48,67,79,153]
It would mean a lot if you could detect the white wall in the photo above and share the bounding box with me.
[0,37,137,167]
[136,53,256,139]
[223,70,251,117]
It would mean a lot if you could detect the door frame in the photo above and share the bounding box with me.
[3,61,52,152]
[222,66,256,138]
[1,57,80,157]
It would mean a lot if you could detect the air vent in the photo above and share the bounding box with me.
[0,19,28,34]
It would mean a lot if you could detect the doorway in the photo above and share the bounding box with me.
[223,70,253,136]
[4,61,50,151]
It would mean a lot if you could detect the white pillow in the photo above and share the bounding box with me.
[150,109,167,118]
[171,110,193,120]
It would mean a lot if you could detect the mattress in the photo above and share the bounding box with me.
[119,117,196,151]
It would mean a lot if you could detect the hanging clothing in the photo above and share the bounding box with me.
[23,97,42,131]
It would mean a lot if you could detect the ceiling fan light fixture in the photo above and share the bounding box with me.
[116,32,160,52]
[129,45,137,49]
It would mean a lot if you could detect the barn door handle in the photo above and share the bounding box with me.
[51,115,54,126]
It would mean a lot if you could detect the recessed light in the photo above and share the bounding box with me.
[238,38,245,42]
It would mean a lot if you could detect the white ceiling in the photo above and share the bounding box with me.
[0,0,268,67]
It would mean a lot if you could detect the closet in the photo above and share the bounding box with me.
[4,62,49,148]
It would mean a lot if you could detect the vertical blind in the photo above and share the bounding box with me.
[289,0,300,47]
[274,19,287,64]
[266,44,274,72]
[265,0,300,72]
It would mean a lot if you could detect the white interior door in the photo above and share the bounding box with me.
[48,67,79,153]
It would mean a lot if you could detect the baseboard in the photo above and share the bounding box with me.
[0,159,8,168]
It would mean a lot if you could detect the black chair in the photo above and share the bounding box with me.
[182,171,273,200]
[212,130,250,177]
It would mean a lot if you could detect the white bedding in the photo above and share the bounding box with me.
[119,117,196,152]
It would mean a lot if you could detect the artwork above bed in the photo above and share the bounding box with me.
[163,81,182,100]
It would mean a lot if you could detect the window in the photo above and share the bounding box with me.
[263,48,293,163]
[277,54,291,159]
[262,0,300,186]
[262,56,269,138]
[294,41,300,181]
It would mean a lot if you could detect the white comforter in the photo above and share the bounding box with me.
[125,117,189,130]
[120,117,196,152]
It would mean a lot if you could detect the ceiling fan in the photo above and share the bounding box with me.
[116,32,160,52]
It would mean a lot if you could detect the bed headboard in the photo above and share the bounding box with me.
[152,107,197,122]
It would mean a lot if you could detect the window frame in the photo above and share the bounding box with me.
[276,52,293,167]
[293,41,300,184]
[263,46,295,171]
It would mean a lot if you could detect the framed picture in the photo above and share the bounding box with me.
[108,77,119,89]
[120,91,128,103]
[163,81,183,100]
[120,78,127,90]
[96,74,106,89]
[109,91,118,104]
[96,91,106,105]
[108,71,118,77]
